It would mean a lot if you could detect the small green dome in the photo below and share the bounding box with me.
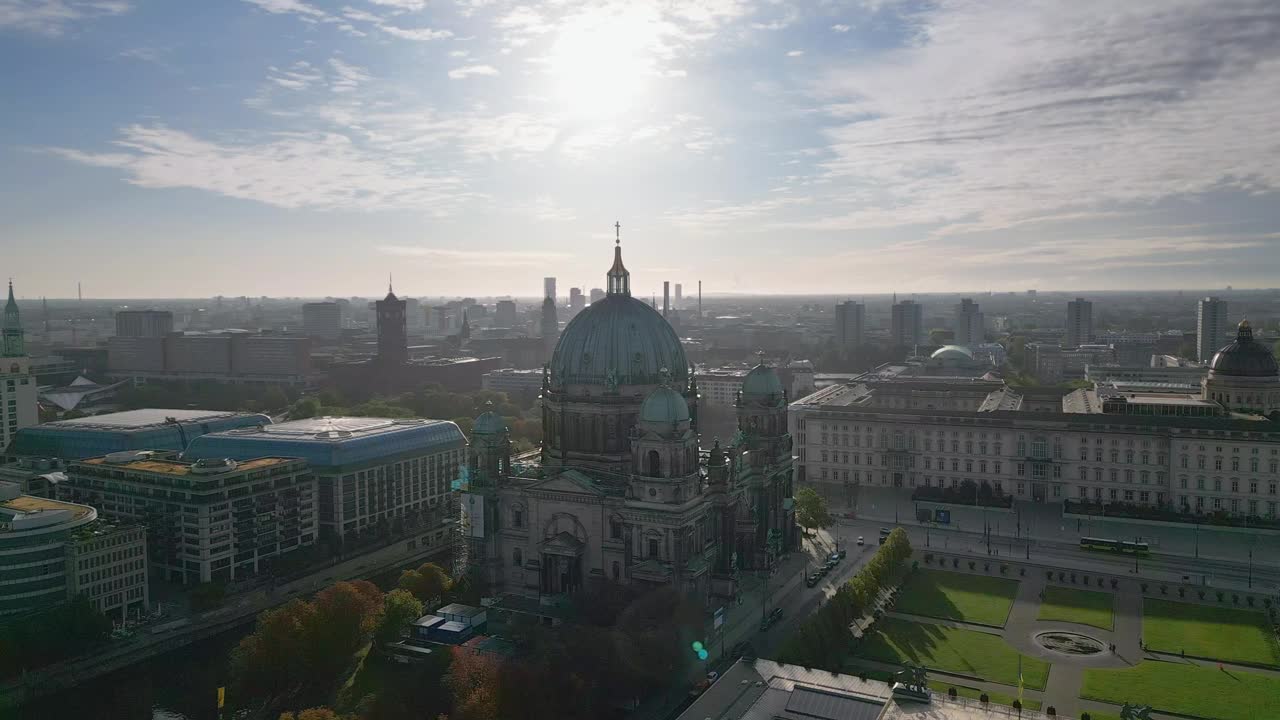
[473,408,507,436]
[639,385,690,425]
[741,363,784,402]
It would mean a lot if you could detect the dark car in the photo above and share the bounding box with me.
[827,552,842,564]
[806,572,821,587]
[731,641,755,660]
[838,549,848,559]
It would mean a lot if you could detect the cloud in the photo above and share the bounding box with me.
[379,23,451,40]
[831,23,850,32]
[448,64,498,79]
[795,0,1280,234]
[0,0,131,35]
[366,0,425,9]
[47,124,475,212]
[266,61,323,90]
[327,57,369,92]
[377,246,570,267]
[242,0,325,20]
[786,49,803,57]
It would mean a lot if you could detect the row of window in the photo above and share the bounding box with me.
[1177,477,1278,494]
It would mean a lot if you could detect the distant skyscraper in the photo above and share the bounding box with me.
[1065,298,1093,348]
[663,281,671,318]
[494,299,517,327]
[891,299,924,348]
[404,297,424,331]
[302,302,342,340]
[540,296,559,362]
[1,282,37,450]
[569,287,584,315]
[954,299,985,347]
[114,310,173,338]
[834,301,865,349]
[674,283,682,310]
[543,277,557,302]
[1197,296,1229,362]
[589,288,605,305]
[376,283,408,365]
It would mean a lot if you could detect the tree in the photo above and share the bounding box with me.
[794,486,833,537]
[279,708,353,720]
[231,599,315,702]
[291,397,321,419]
[399,562,452,604]
[376,589,424,644]
[445,647,503,720]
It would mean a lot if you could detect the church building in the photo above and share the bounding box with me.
[462,233,797,606]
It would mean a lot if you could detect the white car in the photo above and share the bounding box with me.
[856,536,865,546]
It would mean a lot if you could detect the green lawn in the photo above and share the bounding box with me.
[1082,660,1280,720]
[1143,598,1280,666]
[894,569,1019,627]
[857,617,1050,689]
[1037,586,1114,630]
[926,680,1043,711]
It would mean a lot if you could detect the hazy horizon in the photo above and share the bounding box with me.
[5,0,1280,298]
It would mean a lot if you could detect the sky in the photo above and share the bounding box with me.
[3,0,1280,299]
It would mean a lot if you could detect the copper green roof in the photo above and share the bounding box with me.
[550,238,687,389]
[473,408,507,436]
[639,385,690,425]
[741,362,784,402]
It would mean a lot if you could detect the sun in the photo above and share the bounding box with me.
[545,8,660,120]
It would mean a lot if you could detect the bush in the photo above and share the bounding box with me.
[984,563,990,572]
[1019,568,1025,577]
[1082,714,1092,720]
[968,561,976,571]
[1012,700,1022,711]
[948,687,958,698]
[1140,583,1148,593]
[1179,587,1186,597]
[1098,578,1105,587]
[912,560,919,571]
[1046,570,1054,580]
[1248,596,1255,607]
[1199,591,1206,600]
[1047,707,1056,716]
[1058,572,1066,582]
[1265,598,1272,609]
[953,558,959,568]
[980,693,989,703]
[924,553,934,564]
[1217,591,1225,602]
[1111,578,1118,589]
[1161,585,1167,595]
[1232,593,1239,605]
[1000,564,1009,575]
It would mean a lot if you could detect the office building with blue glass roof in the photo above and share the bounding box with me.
[7,408,270,460]
[186,416,465,540]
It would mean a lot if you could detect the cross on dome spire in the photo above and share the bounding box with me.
[607,220,630,296]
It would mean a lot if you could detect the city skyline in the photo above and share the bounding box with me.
[4,0,1280,298]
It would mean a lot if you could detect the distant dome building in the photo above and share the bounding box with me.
[1203,320,1280,414]
[461,231,797,609]
[922,344,988,375]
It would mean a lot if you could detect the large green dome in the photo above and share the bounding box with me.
[549,239,687,389]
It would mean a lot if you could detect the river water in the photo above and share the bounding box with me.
[16,625,250,720]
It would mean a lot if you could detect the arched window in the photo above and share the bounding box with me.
[512,548,522,567]
[647,450,661,477]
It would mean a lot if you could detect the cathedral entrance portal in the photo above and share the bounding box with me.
[540,552,583,595]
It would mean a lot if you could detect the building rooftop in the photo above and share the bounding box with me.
[79,454,297,476]
[676,659,890,720]
[9,409,271,459]
[184,416,466,469]
[0,487,97,533]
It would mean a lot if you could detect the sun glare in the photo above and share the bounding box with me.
[546,9,659,119]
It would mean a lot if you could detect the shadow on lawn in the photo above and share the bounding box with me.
[896,572,967,622]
